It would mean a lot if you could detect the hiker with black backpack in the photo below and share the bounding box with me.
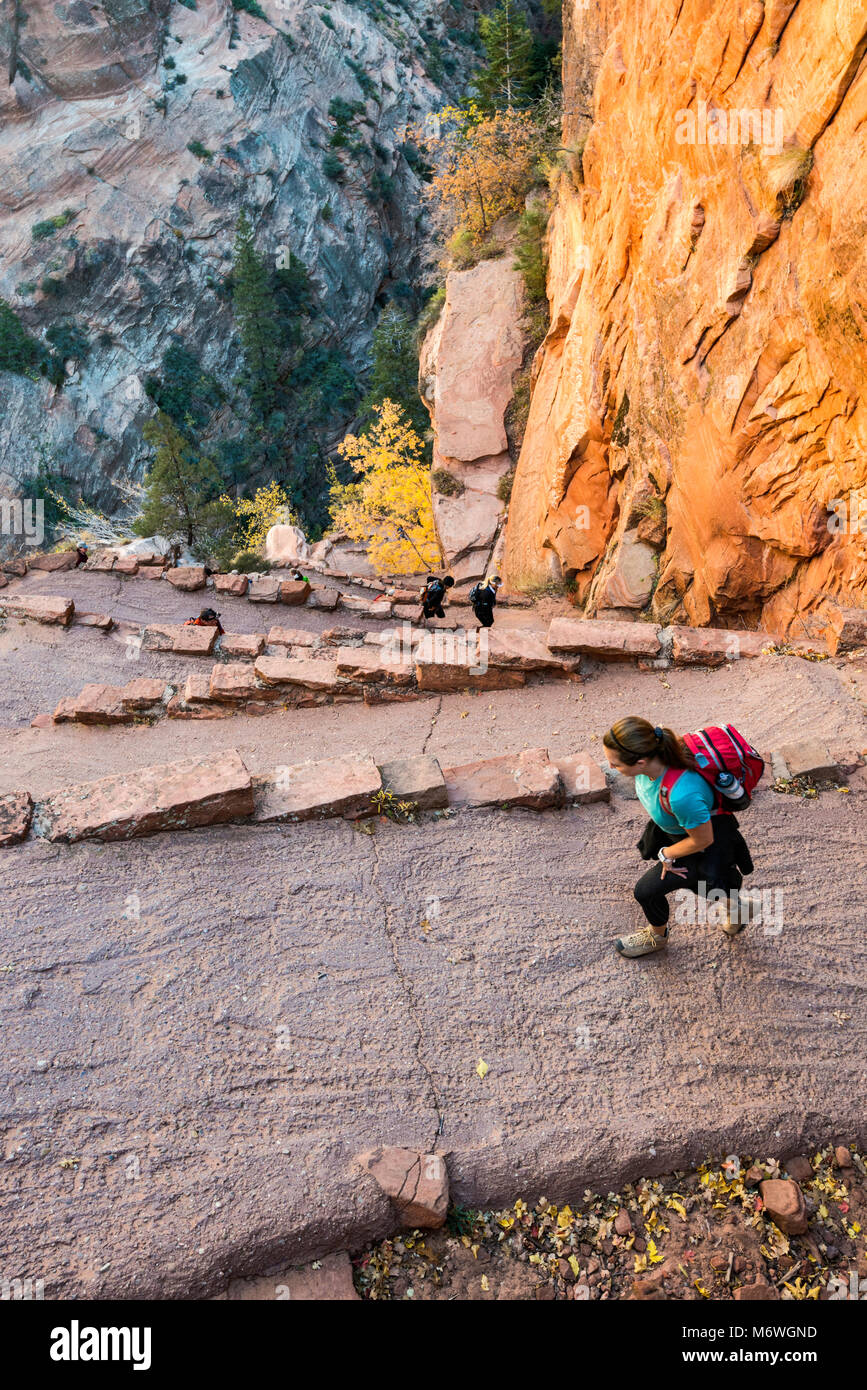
[419,573,454,625]
[602,717,763,958]
[469,574,501,630]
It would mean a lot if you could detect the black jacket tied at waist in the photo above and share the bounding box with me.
[637,813,754,890]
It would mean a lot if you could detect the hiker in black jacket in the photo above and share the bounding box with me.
[470,575,501,630]
[419,573,454,624]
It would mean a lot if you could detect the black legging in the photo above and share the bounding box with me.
[634,818,747,927]
[472,604,495,628]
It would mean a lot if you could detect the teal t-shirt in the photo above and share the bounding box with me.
[635,768,715,833]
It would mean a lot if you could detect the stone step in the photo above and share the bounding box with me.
[32,750,254,843]
[484,628,578,672]
[547,616,661,660]
[334,646,414,685]
[209,662,276,703]
[338,593,394,618]
[83,551,117,572]
[771,739,840,782]
[6,736,861,850]
[121,678,170,710]
[0,593,74,625]
[443,747,564,810]
[165,566,206,591]
[183,674,211,704]
[219,632,266,659]
[54,678,171,724]
[214,574,249,596]
[279,580,311,606]
[267,626,317,648]
[73,611,114,631]
[142,623,219,656]
[667,625,775,666]
[247,576,281,602]
[253,655,342,691]
[27,551,78,572]
[415,645,527,691]
[307,587,340,611]
[252,754,382,823]
[553,753,610,803]
[71,684,134,725]
[377,755,448,811]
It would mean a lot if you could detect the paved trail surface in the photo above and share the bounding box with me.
[2,790,865,1297]
[2,572,866,1296]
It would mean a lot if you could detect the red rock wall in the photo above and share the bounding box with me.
[505,0,867,637]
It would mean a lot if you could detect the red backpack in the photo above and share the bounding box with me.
[658,725,765,817]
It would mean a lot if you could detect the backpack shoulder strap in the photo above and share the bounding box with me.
[658,768,683,818]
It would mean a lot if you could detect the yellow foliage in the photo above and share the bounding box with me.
[330,399,440,576]
[224,481,299,555]
[416,103,543,240]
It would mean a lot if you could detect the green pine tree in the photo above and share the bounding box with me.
[360,304,429,441]
[232,210,281,419]
[0,297,39,374]
[474,0,536,111]
[144,342,222,437]
[135,412,232,553]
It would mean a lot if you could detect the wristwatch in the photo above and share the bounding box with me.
[658,848,673,865]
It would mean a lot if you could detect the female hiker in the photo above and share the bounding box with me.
[469,574,501,630]
[602,717,755,958]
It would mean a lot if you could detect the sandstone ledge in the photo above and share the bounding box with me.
[444,748,564,811]
[0,593,74,626]
[547,617,661,660]
[252,755,382,823]
[32,751,254,844]
[8,746,615,847]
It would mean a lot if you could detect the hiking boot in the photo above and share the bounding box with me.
[616,925,669,958]
[721,891,757,937]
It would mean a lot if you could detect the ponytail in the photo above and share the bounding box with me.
[603,716,696,769]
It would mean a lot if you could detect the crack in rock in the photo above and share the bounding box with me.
[421,694,442,756]
[367,833,444,1150]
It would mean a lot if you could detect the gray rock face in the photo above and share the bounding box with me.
[419,255,525,577]
[0,0,475,507]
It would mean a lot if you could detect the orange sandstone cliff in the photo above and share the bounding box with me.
[504,0,867,639]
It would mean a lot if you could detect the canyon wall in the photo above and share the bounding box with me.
[0,0,473,508]
[419,253,526,581]
[505,0,867,637]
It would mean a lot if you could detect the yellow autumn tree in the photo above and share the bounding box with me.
[226,481,299,555]
[330,399,440,575]
[417,102,542,240]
